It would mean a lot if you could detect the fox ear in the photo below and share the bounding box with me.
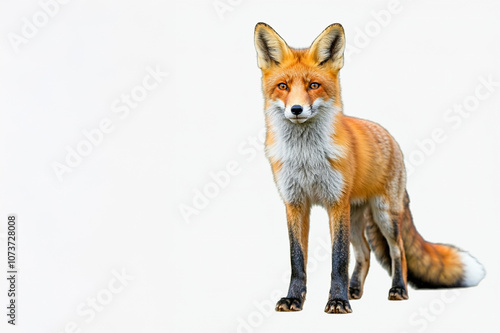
[309,24,345,70]
[254,23,291,70]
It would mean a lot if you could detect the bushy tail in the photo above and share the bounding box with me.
[366,191,485,289]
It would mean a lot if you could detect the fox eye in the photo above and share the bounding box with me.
[309,82,320,89]
[277,83,288,90]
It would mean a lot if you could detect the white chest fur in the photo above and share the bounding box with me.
[266,100,345,206]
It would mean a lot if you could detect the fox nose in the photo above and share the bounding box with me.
[291,105,303,115]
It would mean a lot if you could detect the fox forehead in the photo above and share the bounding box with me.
[264,52,328,78]
[265,67,325,85]
[262,62,337,102]
[263,50,336,81]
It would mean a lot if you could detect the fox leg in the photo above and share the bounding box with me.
[276,202,311,311]
[348,204,371,299]
[324,200,352,314]
[370,196,408,300]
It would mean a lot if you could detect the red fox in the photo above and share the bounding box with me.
[254,22,485,314]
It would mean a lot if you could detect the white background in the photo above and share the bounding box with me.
[1,0,499,332]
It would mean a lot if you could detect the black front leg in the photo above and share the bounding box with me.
[325,203,352,314]
[276,203,310,312]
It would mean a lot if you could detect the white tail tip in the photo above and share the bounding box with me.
[459,251,486,287]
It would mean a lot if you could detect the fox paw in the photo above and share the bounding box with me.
[324,299,352,314]
[388,287,409,300]
[275,297,303,312]
[348,287,363,300]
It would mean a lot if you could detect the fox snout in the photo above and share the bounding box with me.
[284,103,312,124]
[290,105,303,115]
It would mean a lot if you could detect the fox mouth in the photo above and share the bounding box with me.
[287,110,316,124]
[288,116,308,124]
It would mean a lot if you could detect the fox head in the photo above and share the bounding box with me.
[254,23,345,124]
